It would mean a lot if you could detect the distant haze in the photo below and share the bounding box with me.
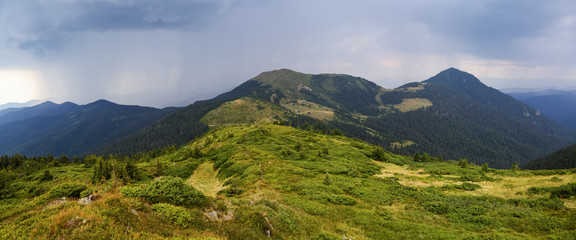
[1,0,575,107]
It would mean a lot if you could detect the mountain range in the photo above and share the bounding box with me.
[506,89,576,130]
[1,68,574,169]
[0,100,175,156]
[104,68,575,168]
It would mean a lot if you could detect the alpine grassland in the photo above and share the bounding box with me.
[1,123,575,239]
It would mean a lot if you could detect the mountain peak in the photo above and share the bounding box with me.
[88,99,117,107]
[38,101,57,106]
[426,68,484,85]
[251,69,311,89]
[424,68,489,95]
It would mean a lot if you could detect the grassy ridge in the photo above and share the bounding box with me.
[1,124,576,239]
[201,97,289,126]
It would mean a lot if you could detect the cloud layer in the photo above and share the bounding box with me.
[1,0,575,106]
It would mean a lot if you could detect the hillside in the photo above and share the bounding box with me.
[1,124,576,239]
[380,68,575,168]
[526,144,576,170]
[0,100,176,156]
[105,68,575,168]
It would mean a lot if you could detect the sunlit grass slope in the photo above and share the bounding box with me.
[1,123,576,239]
[201,97,290,127]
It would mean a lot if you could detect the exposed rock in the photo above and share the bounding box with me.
[204,211,218,221]
[131,208,140,218]
[78,194,100,205]
[264,216,274,238]
[78,196,92,205]
[203,210,234,221]
[66,216,86,229]
[44,197,67,210]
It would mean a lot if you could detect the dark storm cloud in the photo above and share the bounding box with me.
[410,0,575,63]
[59,0,218,31]
[0,0,574,106]
[4,0,225,57]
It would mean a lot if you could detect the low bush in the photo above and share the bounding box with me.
[38,170,54,182]
[120,176,206,208]
[549,176,562,182]
[442,182,482,191]
[423,201,453,215]
[510,197,565,210]
[79,187,97,198]
[101,196,138,227]
[47,182,88,199]
[283,195,330,216]
[467,205,488,216]
[550,183,576,198]
[165,162,201,179]
[527,183,576,199]
[152,203,193,228]
[217,187,246,197]
[320,194,357,206]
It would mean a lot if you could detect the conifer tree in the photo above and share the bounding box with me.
[125,158,138,180]
[481,162,490,172]
[154,159,165,177]
[422,153,431,162]
[458,158,468,168]
[414,152,422,162]
[510,161,520,170]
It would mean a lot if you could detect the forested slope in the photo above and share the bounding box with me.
[526,144,576,169]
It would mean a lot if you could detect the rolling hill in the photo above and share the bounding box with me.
[105,68,575,168]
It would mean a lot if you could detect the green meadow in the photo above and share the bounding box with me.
[1,124,575,239]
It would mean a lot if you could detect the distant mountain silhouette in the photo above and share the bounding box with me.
[0,100,175,156]
[507,90,576,130]
[0,100,42,111]
[0,101,79,126]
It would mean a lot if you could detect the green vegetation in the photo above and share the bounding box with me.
[201,97,289,126]
[121,176,206,208]
[152,203,194,228]
[281,99,335,121]
[393,98,433,112]
[1,124,575,239]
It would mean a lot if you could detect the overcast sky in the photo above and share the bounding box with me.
[1,0,575,107]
